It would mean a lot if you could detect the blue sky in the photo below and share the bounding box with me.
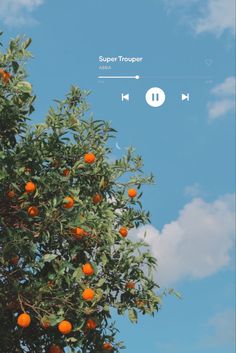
[0,1,235,352]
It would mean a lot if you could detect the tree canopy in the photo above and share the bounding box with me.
[0,34,162,353]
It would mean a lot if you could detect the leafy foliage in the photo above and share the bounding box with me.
[0,34,161,353]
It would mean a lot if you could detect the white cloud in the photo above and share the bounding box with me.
[132,194,235,286]
[211,76,236,96]
[208,99,235,120]
[163,0,235,37]
[0,0,43,26]
[206,309,235,346]
[195,0,235,36]
[208,76,235,121]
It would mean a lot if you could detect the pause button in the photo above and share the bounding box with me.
[145,87,166,107]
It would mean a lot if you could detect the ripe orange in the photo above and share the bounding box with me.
[86,319,97,330]
[25,181,36,193]
[7,190,15,198]
[136,300,145,308]
[10,255,19,266]
[63,196,74,209]
[84,152,96,164]
[125,281,135,289]
[119,227,128,238]
[0,69,11,84]
[92,193,102,204]
[73,227,87,238]
[128,188,137,198]
[103,342,113,351]
[62,169,70,176]
[82,288,95,301]
[48,344,64,353]
[58,320,72,335]
[82,263,94,276]
[28,206,39,217]
[17,313,31,328]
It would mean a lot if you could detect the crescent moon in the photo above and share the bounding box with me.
[115,142,121,150]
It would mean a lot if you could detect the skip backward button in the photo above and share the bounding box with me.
[121,93,129,101]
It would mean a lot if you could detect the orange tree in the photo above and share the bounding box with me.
[0,35,161,353]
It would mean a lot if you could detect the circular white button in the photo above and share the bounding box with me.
[145,87,166,107]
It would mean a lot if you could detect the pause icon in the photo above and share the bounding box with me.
[152,93,159,101]
[146,87,166,107]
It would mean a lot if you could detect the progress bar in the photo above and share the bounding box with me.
[98,75,140,80]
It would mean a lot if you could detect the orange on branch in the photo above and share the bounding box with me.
[125,281,135,289]
[63,196,74,209]
[92,193,102,204]
[103,342,113,351]
[25,181,36,193]
[58,320,72,335]
[10,255,19,266]
[136,300,145,308]
[7,190,15,198]
[82,263,94,276]
[28,206,39,217]
[17,313,31,328]
[48,344,64,353]
[86,319,97,330]
[128,188,137,198]
[62,168,70,176]
[73,227,87,238]
[0,69,11,84]
[82,288,95,301]
[119,227,128,238]
[84,152,96,164]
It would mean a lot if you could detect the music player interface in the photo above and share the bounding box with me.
[96,50,195,111]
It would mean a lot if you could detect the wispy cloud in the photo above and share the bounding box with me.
[132,194,235,286]
[205,309,235,346]
[0,0,43,27]
[163,0,235,37]
[184,182,203,197]
[211,76,236,96]
[195,0,235,37]
[208,76,235,121]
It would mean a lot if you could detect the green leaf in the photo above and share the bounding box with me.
[128,308,138,323]
[42,254,58,262]
[15,81,32,93]
[101,254,108,266]
[24,38,32,49]
[12,61,19,73]
[47,314,64,326]
[72,267,83,281]
[97,278,106,287]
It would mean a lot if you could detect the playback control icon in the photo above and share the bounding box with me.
[121,93,129,102]
[181,93,190,101]
[145,87,166,107]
